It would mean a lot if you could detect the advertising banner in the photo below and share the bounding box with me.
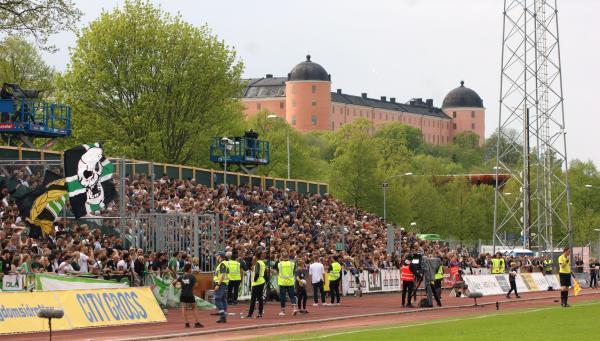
[0,287,165,335]
[55,287,165,329]
[1,275,23,291]
[35,274,128,291]
[545,274,560,289]
[463,275,504,295]
[0,291,70,334]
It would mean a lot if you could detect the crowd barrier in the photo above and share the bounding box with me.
[1,273,129,292]
[0,287,165,335]
[462,272,589,296]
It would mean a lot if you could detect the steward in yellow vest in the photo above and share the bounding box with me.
[328,255,342,305]
[246,252,266,318]
[226,252,242,305]
[213,252,229,323]
[491,253,505,274]
[276,252,298,316]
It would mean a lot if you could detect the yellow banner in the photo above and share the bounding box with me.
[0,287,165,335]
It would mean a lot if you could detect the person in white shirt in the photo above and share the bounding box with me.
[57,255,78,275]
[78,248,90,274]
[309,256,325,306]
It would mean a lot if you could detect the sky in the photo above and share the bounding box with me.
[42,0,599,166]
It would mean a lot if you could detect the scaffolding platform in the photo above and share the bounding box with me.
[0,98,72,138]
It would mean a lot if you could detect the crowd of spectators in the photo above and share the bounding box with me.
[0,167,582,289]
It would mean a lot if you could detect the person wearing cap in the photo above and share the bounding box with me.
[213,251,229,323]
[328,255,342,305]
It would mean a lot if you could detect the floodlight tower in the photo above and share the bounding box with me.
[493,0,572,257]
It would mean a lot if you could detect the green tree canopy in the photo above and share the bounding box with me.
[0,0,82,51]
[0,35,55,92]
[58,0,244,165]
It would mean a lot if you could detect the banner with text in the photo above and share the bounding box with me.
[0,287,165,335]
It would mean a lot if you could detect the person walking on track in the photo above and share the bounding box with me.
[213,251,229,323]
[506,262,521,299]
[172,263,204,328]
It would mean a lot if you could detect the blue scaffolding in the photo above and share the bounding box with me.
[0,98,71,138]
[210,136,269,173]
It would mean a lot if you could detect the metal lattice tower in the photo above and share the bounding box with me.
[493,0,573,254]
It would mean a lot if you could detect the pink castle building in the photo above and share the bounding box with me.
[241,55,485,145]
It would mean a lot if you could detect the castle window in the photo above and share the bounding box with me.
[312,100,317,107]
[311,115,317,125]
[256,103,261,110]
[280,102,284,109]
[292,86,296,94]
[331,121,334,130]
[453,123,457,129]
[472,123,476,129]
[312,85,317,93]
[471,111,475,118]
[453,111,457,118]
[292,116,296,125]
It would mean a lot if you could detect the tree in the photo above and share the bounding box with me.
[0,36,55,92]
[329,119,379,210]
[453,131,480,149]
[0,0,82,51]
[59,0,244,165]
[373,122,412,176]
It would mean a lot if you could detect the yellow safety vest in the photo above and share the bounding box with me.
[435,265,444,280]
[228,260,241,281]
[558,254,570,274]
[277,261,295,287]
[329,262,341,281]
[213,260,229,285]
[491,258,505,274]
[252,260,266,287]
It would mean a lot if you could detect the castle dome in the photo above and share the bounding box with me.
[442,81,483,108]
[288,55,330,81]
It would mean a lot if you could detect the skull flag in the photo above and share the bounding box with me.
[64,143,116,218]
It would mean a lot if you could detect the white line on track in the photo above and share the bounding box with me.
[281,301,600,341]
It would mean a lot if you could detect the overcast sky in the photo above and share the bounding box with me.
[42,0,599,166]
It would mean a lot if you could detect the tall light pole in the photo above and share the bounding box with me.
[267,114,291,179]
[382,172,413,254]
[221,137,236,186]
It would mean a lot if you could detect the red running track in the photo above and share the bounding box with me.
[7,288,600,341]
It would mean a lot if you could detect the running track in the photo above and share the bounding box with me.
[8,289,600,341]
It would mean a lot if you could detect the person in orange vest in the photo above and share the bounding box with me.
[401,259,417,308]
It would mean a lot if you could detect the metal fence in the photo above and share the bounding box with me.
[126,213,221,272]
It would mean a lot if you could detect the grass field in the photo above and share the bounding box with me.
[265,300,600,341]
